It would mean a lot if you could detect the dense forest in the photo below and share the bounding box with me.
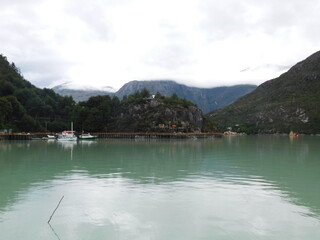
[0,55,215,133]
[0,54,75,132]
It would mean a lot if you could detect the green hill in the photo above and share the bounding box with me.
[208,51,320,134]
[74,90,216,133]
[0,54,75,132]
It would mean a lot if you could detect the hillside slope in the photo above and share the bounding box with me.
[209,51,320,134]
[0,54,75,132]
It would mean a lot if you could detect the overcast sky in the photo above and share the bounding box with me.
[1,0,320,90]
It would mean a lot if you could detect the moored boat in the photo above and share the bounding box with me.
[78,133,97,140]
[42,134,56,140]
[57,122,77,141]
[57,131,77,141]
[47,134,56,139]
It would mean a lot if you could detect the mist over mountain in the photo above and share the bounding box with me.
[52,83,115,102]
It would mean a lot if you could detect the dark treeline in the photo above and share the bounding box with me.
[0,54,75,132]
[0,55,214,133]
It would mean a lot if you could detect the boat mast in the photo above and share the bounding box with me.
[71,122,73,132]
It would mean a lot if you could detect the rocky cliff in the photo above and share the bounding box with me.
[113,95,206,132]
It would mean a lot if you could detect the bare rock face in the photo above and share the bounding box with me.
[122,98,204,132]
[188,106,203,128]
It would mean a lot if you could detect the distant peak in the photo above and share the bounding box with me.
[51,82,116,92]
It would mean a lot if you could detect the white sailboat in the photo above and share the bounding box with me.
[57,122,77,141]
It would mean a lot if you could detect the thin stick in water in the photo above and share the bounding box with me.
[48,196,64,224]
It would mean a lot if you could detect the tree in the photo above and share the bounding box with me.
[0,80,15,96]
[171,93,178,100]
[0,97,12,128]
[140,88,150,98]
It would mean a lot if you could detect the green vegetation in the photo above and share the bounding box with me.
[0,54,75,132]
[73,88,211,133]
[5,49,320,135]
[208,51,320,134]
[0,54,216,133]
[108,90,208,133]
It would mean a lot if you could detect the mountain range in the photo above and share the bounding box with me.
[53,81,257,113]
[208,51,320,134]
[2,49,320,134]
[0,54,211,133]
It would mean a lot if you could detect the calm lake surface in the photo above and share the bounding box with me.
[0,136,319,239]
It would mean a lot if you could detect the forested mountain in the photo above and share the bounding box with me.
[0,55,214,133]
[53,80,256,113]
[0,54,75,132]
[115,80,256,113]
[208,51,320,134]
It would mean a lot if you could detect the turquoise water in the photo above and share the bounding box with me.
[0,136,319,239]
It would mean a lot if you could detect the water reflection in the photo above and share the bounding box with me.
[57,141,77,150]
[49,222,62,240]
[0,137,320,239]
[78,140,97,146]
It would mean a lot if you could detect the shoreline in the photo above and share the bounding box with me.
[0,132,223,140]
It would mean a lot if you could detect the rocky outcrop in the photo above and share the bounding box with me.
[118,98,204,132]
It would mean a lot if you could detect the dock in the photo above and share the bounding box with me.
[94,132,222,139]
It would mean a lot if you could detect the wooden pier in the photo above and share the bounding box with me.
[94,132,223,139]
[0,133,33,140]
[0,132,223,140]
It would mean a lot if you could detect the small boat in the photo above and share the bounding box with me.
[47,135,56,139]
[78,133,97,140]
[289,130,298,137]
[57,131,77,141]
[42,134,56,140]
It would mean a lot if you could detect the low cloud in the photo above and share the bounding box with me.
[1,0,320,90]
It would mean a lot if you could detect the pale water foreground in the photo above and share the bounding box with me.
[0,136,319,240]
